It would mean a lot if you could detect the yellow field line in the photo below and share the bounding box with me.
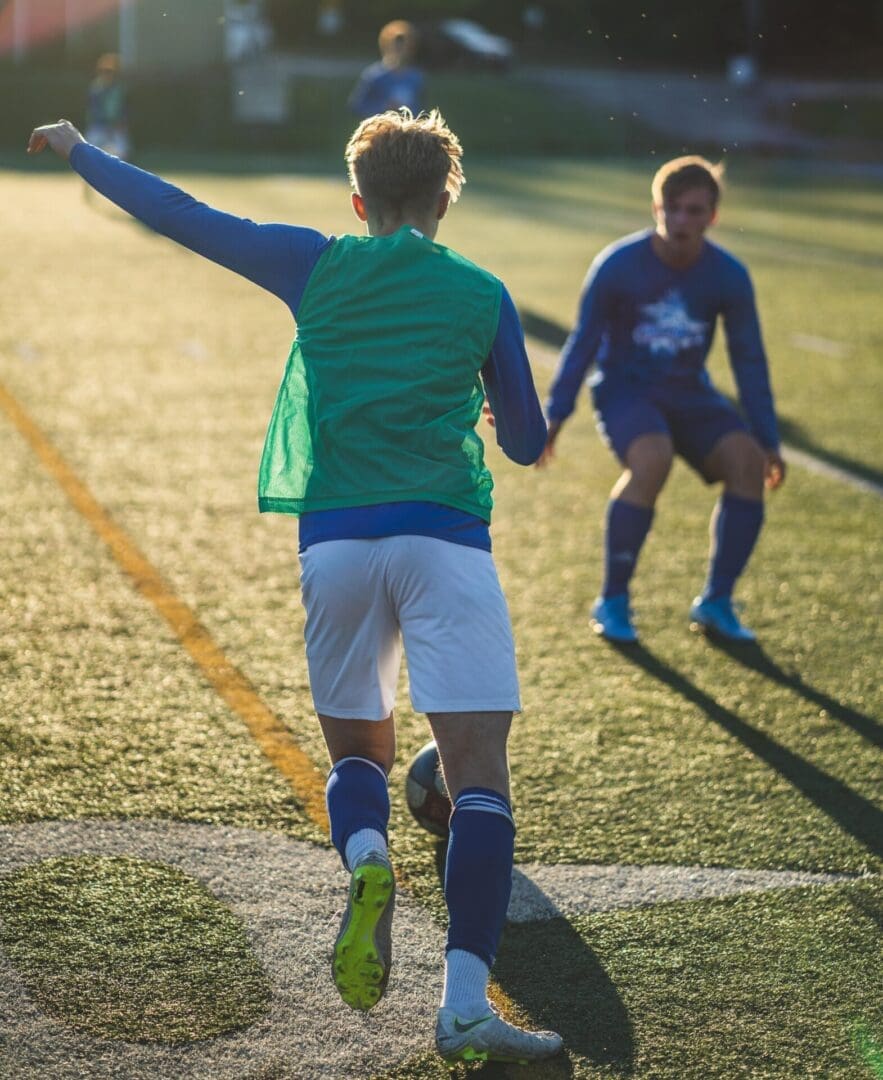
[2,377,520,1018]
[0,379,328,832]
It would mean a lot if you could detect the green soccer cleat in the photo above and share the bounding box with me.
[332,852,395,1011]
[435,1007,563,1065]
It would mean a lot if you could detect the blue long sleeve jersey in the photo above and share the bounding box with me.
[348,62,424,118]
[546,229,780,450]
[70,144,546,552]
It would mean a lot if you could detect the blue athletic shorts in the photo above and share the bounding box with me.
[592,378,748,480]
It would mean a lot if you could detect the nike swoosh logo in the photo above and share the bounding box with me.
[453,1015,492,1034]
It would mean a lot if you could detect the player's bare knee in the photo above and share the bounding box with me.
[428,711,511,801]
[629,457,672,500]
[319,712,396,773]
[725,441,765,498]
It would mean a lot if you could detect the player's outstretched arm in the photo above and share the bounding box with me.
[28,119,85,160]
[27,120,329,314]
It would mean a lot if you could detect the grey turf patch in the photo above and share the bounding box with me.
[508,862,855,923]
[0,820,859,1079]
[0,820,444,1080]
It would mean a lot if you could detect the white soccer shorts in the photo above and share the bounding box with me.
[299,536,521,720]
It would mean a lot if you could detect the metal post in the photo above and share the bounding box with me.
[119,0,136,69]
[12,0,28,64]
[65,0,82,58]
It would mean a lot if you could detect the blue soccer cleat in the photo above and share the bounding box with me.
[590,594,638,643]
[690,595,756,642]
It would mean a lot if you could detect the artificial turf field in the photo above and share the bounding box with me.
[0,153,881,1078]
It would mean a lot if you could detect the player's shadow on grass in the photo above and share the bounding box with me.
[775,415,883,492]
[607,641,883,861]
[704,638,883,750]
[431,844,635,1075]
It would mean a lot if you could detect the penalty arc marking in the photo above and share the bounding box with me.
[0,820,861,1080]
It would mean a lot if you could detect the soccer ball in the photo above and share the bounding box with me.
[405,740,451,838]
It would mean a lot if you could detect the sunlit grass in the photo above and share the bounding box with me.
[1,159,880,1076]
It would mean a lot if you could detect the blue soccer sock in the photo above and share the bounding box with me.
[443,787,515,1010]
[703,493,764,600]
[325,756,390,870]
[603,499,654,598]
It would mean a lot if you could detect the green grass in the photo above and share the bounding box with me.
[0,856,271,1041]
[382,881,883,1079]
[0,157,881,1076]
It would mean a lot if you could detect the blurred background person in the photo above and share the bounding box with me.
[317,0,345,38]
[348,19,424,119]
[85,52,130,160]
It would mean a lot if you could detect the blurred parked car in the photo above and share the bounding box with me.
[417,19,515,72]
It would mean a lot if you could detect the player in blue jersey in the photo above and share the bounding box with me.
[348,20,425,119]
[28,111,561,1066]
[543,156,785,644]
[85,53,129,160]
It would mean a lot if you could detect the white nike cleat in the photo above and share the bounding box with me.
[435,1006,563,1064]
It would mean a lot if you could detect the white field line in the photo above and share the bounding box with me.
[790,333,851,359]
[782,445,883,497]
[508,861,855,922]
[525,334,883,498]
[0,820,864,1080]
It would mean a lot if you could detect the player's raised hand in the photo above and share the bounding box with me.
[27,120,85,161]
[765,449,786,490]
[536,419,561,468]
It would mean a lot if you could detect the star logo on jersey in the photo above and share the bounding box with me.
[632,289,708,356]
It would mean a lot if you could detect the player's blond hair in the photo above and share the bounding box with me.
[96,52,121,74]
[345,108,464,215]
[652,155,725,207]
[378,19,417,66]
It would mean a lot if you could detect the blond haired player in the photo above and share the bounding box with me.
[28,110,561,1066]
[348,20,424,118]
[544,156,785,644]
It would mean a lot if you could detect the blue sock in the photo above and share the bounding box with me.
[703,493,764,600]
[325,756,389,869]
[603,499,654,598]
[444,788,515,968]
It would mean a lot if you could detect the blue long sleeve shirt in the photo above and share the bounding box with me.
[348,62,424,118]
[70,143,546,551]
[546,229,780,449]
